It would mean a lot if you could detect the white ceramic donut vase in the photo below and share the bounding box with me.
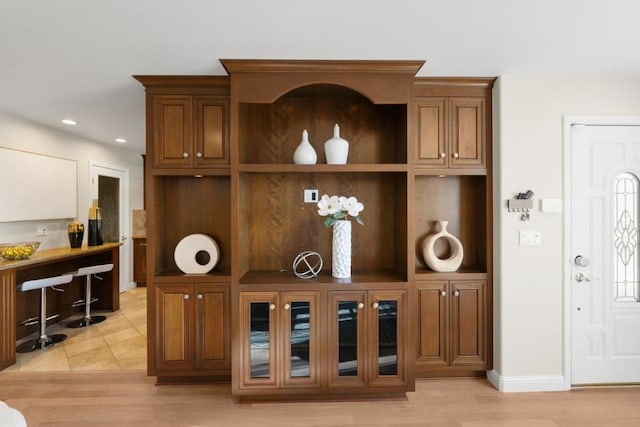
[422,220,463,272]
[174,233,220,274]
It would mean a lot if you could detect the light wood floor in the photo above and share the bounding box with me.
[1,373,640,427]
[3,288,640,426]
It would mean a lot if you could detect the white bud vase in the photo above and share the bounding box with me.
[324,124,349,164]
[332,220,351,278]
[293,129,317,165]
[422,220,464,272]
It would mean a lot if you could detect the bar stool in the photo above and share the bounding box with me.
[16,273,74,353]
[67,263,113,328]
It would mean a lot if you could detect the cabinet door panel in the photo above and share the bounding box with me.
[416,282,448,366]
[328,292,367,388]
[153,95,193,168]
[451,281,486,367]
[449,97,485,168]
[195,284,229,371]
[239,292,278,388]
[416,98,447,166]
[155,285,192,371]
[281,291,320,388]
[369,290,406,387]
[195,97,229,166]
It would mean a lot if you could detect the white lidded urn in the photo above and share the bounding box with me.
[293,129,317,165]
[324,124,349,164]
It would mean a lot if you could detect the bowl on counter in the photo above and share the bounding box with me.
[0,242,41,261]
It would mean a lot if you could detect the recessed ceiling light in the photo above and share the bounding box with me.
[115,138,127,143]
[61,119,77,125]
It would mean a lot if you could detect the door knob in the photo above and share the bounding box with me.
[574,255,590,267]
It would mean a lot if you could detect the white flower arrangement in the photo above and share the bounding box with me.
[317,194,364,227]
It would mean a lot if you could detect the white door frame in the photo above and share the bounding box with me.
[88,160,132,292]
[563,115,640,389]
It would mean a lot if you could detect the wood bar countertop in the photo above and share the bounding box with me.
[0,242,121,271]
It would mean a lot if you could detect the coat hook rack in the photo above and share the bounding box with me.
[508,190,534,221]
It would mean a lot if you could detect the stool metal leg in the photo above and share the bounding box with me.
[67,274,106,328]
[16,288,67,353]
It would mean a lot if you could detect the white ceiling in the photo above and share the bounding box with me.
[2,0,639,154]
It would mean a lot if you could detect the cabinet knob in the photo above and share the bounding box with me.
[196,152,203,158]
[269,303,276,310]
[454,290,460,297]
[440,152,446,158]
[372,302,379,309]
[358,302,364,309]
[182,152,189,158]
[197,293,203,300]
[452,152,459,159]
[183,294,190,300]
[283,303,290,310]
[440,291,446,297]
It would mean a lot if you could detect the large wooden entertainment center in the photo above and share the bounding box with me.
[135,60,494,401]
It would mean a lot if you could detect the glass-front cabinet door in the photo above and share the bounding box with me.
[328,291,367,388]
[281,291,320,388]
[368,290,406,387]
[239,292,278,388]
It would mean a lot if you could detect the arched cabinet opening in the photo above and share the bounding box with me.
[238,84,407,165]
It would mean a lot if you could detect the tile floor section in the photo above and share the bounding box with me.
[6,287,147,372]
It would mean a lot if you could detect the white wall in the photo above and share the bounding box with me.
[0,111,143,280]
[492,75,640,391]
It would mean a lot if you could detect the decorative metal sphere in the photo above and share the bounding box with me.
[293,251,323,279]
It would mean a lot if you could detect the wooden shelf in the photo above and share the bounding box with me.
[153,273,231,284]
[414,268,488,281]
[238,164,408,173]
[239,269,407,286]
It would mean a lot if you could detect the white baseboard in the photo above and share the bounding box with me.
[487,369,570,392]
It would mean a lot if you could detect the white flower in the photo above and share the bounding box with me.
[343,196,364,217]
[317,194,364,227]
[317,194,340,216]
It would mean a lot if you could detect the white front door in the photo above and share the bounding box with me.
[570,123,640,385]
[89,161,132,293]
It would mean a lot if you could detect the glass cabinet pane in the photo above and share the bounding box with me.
[377,300,398,376]
[289,301,310,378]
[250,302,270,378]
[338,301,359,377]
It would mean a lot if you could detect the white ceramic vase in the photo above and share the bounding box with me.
[332,220,351,278]
[293,129,317,165]
[422,220,464,272]
[324,124,349,164]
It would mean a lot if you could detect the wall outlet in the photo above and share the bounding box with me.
[519,230,541,246]
[304,189,319,203]
[36,225,48,236]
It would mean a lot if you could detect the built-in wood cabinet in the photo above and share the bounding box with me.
[416,281,487,375]
[238,290,320,391]
[152,94,228,168]
[328,290,407,389]
[154,283,230,374]
[136,63,494,399]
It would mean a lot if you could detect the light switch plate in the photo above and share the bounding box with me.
[304,189,319,203]
[519,230,541,246]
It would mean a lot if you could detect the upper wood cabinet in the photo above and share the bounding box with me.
[413,78,493,172]
[152,95,229,168]
[416,96,485,169]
